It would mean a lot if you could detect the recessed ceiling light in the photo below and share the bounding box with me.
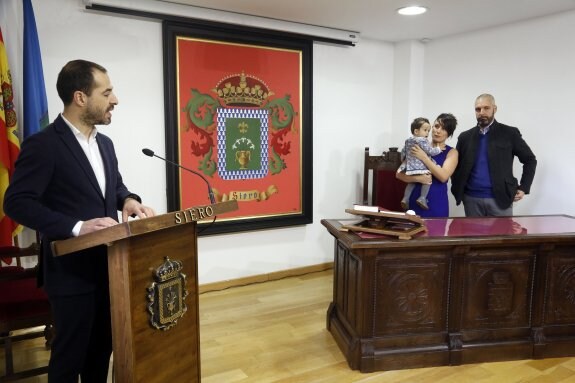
[397,6,427,16]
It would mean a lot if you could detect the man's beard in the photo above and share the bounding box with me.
[477,116,492,127]
[82,106,112,126]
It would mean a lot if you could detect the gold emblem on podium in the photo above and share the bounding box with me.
[147,257,189,331]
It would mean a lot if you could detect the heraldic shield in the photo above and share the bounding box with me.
[147,257,189,331]
[217,107,269,181]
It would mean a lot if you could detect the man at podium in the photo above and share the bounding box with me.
[4,60,155,383]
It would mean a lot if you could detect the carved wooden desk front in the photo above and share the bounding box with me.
[322,215,575,372]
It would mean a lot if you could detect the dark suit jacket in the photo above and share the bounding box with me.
[451,120,537,209]
[4,115,138,296]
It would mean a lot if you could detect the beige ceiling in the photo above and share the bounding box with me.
[160,0,575,42]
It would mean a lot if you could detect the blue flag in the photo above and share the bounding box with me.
[23,0,49,138]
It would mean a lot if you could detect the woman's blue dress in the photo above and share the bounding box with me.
[407,145,453,218]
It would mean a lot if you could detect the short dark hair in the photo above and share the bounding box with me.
[435,113,457,137]
[410,117,430,134]
[56,60,107,105]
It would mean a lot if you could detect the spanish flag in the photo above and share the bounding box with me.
[0,27,22,259]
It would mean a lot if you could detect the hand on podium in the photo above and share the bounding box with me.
[122,197,156,222]
[79,217,119,235]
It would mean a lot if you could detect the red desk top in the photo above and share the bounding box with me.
[424,215,575,238]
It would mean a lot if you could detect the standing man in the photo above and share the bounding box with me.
[451,93,537,216]
[4,60,155,382]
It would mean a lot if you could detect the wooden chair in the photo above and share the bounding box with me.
[362,146,406,211]
[0,243,53,381]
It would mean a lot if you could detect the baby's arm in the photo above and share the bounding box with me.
[412,146,459,183]
[416,137,442,156]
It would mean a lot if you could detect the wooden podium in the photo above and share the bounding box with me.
[51,200,238,382]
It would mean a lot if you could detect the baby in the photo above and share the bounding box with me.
[398,117,441,210]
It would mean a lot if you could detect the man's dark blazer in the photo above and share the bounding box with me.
[4,114,137,296]
[451,120,537,210]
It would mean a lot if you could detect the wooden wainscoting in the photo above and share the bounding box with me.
[198,262,334,293]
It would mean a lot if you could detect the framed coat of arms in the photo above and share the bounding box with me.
[163,20,313,235]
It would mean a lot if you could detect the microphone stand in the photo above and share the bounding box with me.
[142,148,216,204]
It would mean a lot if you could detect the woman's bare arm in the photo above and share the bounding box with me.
[396,167,432,184]
[411,146,459,183]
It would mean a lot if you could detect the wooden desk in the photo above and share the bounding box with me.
[322,215,575,372]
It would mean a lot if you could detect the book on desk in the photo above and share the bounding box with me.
[340,204,427,240]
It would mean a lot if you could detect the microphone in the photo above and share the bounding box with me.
[142,148,216,204]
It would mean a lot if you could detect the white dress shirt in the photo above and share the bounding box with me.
[61,114,106,236]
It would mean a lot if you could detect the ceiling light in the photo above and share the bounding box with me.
[397,6,427,16]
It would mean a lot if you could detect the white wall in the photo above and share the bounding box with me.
[392,40,425,135]
[0,0,395,283]
[3,1,572,283]
[421,11,575,217]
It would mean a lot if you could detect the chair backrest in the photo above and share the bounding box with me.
[362,146,406,211]
[0,243,53,380]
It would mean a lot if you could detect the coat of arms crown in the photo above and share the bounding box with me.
[213,71,274,107]
[155,256,183,282]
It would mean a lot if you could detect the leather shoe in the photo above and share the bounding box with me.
[416,197,429,210]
